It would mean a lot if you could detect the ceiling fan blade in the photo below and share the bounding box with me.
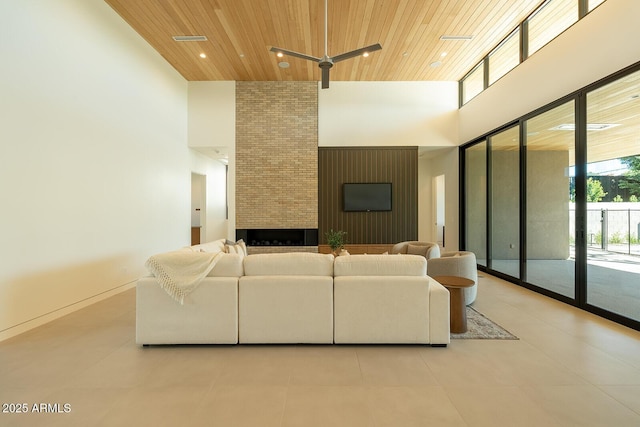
[270,46,321,63]
[321,67,330,89]
[331,43,382,63]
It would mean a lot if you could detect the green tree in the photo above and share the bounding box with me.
[613,194,623,202]
[587,177,607,202]
[619,155,640,197]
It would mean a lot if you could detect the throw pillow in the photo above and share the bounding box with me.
[225,239,247,256]
[407,244,428,258]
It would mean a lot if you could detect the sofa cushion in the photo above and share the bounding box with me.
[334,254,427,277]
[192,238,226,253]
[206,253,244,277]
[238,276,334,343]
[243,253,334,276]
[333,276,431,343]
[407,244,428,257]
[407,243,440,259]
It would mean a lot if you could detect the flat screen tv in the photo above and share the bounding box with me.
[343,183,392,212]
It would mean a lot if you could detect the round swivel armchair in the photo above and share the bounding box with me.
[427,251,477,305]
[390,241,441,259]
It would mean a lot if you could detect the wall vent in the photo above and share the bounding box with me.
[172,35,207,42]
[440,35,473,41]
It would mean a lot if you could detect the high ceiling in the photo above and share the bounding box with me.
[104,0,547,83]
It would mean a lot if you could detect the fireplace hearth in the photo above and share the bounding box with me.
[236,229,318,247]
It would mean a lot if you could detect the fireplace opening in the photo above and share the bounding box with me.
[236,229,318,246]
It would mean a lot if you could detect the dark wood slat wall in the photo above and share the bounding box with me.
[318,147,418,245]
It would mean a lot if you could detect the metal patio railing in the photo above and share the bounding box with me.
[584,208,640,256]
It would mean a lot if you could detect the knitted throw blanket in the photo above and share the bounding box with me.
[145,251,223,304]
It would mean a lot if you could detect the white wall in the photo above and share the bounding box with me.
[418,149,460,251]
[318,81,459,147]
[188,82,236,240]
[459,0,640,143]
[189,81,459,247]
[318,81,459,247]
[188,82,236,149]
[0,0,190,340]
[189,151,230,241]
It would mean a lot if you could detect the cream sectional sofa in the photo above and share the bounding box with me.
[136,244,450,346]
[136,252,244,344]
[334,255,450,345]
[239,253,335,344]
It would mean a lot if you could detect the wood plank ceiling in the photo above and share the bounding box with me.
[104,1,638,166]
[104,0,548,82]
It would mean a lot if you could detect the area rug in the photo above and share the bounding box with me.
[451,307,518,340]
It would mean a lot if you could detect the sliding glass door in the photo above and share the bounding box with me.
[465,141,487,266]
[524,101,575,298]
[586,69,640,322]
[489,126,520,278]
[461,63,640,330]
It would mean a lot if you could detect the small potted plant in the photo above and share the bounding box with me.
[325,229,348,255]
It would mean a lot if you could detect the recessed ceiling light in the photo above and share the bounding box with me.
[239,53,245,58]
[440,52,448,57]
[172,35,207,42]
[276,52,284,58]
[430,61,442,68]
[402,51,409,57]
[440,35,473,41]
[199,53,207,58]
[278,61,290,68]
[551,123,620,131]
[362,52,369,57]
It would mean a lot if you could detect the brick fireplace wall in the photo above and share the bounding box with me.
[235,81,318,230]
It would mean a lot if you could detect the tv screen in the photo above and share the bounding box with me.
[343,183,392,212]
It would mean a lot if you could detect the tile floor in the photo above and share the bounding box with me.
[1,273,640,426]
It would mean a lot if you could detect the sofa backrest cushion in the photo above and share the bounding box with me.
[391,241,440,259]
[243,253,334,276]
[206,253,244,277]
[334,254,427,277]
[190,238,226,253]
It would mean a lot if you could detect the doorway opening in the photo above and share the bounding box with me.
[191,173,206,245]
[433,174,445,248]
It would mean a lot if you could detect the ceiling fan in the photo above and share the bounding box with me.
[270,0,382,89]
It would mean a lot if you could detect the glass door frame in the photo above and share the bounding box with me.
[459,61,640,332]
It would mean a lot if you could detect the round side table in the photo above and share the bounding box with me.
[432,275,475,333]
